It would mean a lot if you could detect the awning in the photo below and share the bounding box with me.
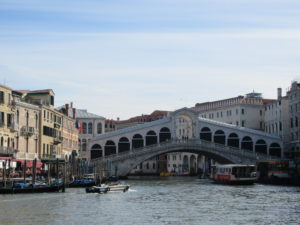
[16,160,43,169]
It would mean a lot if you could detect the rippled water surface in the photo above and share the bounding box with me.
[1,177,300,225]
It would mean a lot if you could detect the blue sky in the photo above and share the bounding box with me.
[1,0,300,119]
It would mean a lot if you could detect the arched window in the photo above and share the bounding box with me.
[35,114,39,129]
[26,112,29,126]
[97,122,102,134]
[82,123,87,134]
[88,122,93,134]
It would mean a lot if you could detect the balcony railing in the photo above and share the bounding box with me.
[53,136,63,145]
[21,126,36,136]
[0,146,15,156]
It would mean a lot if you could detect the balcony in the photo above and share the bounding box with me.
[21,126,35,137]
[0,146,15,156]
[53,136,63,145]
[9,123,19,132]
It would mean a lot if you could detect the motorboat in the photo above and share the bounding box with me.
[211,164,256,185]
[86,181,130,193]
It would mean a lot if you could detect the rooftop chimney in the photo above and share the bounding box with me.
[72,108,76,119]
[277,88,282,100]
[65,104,69,116]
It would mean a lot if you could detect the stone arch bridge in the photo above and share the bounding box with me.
[88,108,283,176]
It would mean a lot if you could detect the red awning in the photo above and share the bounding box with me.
[16,160,43,168]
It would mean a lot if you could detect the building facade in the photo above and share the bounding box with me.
[192,92,273,131]
[77,109,106,160]
[0,84,17,158]
[58,104,79,160]
[13,96,40,160]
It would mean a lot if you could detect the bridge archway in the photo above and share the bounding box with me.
[159,127,171,143]
[255,139,267,154]
[214,130,225,145]
[132,134,144,149]
[146,130,158,146]
[241,136,253,151]
[269,143,281,157]
[200,127,212,141]
[118,137,130,153]
[90,144,102,159]
[227,133,239,148]
[105,140,116,156]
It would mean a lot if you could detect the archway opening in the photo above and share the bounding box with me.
[241,136,253,151]
[105,140,116,156]
[146,130,157,146]
[132,134,144,149]
[255,139,267,155]
[269,143,281,157]
[200,127,212,142]
[159,127,171,143]
[227,133,239,148]
[118,137,130,153]
[214,130,225,145]
[91,144,102,159]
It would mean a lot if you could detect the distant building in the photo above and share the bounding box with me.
[76,109,106,160]
[116,110,169,130]
[57,103,79,160]
[285,81,300,161]
[192,92,274,131]
[264,88,290,144]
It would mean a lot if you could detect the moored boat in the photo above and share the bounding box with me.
[0,180,64,194]
[211,164,256,185]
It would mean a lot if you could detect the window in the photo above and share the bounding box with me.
[82,122,87,134]
[241,120,245,127]
[0,91,4,104]
[241,108,245,115]
[50,96,54,106]
[236,109,238,115]
[260,110,263,116]
[97,122,102,134]
[88,122,93,134]
[7,114,12,127]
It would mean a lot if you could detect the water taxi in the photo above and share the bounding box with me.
[211,164,256,185]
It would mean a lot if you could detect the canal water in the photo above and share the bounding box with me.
[0,177,300,225]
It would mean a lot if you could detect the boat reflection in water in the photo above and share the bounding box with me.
[211,164,257,185]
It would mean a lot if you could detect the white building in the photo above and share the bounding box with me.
[264,88,290,145]
[192,92,273,131]
[167,152,198,175]
[76,109,106,160]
